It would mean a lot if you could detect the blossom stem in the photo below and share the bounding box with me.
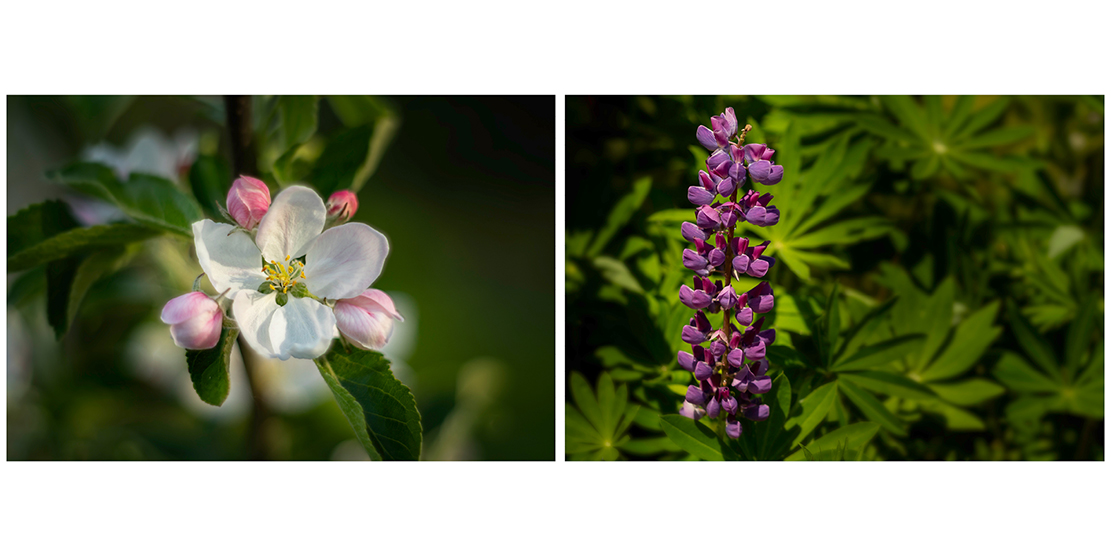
[225,94,271,459]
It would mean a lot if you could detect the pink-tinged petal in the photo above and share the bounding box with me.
[170,309,223,350]
[227,175,271,230]
[255,185,327,262]
[267,296,336,360]
[334,299,396,350]
[303,222,389,300]
[343,289,404,321]
[161,292,218,325]
[327,190,359,221]
[232,290,282,358]
[723,107,738,137]
[192,220,265,293]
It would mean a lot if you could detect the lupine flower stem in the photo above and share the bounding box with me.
[678,109,784,438]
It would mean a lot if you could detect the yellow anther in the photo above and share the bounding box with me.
[301,272,306,279]
[285,255,290,261]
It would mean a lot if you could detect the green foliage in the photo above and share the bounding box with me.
[566,372,649,460]
[567,95,1104,460]
[185,327,239,406]
[46,163,204,236]
[315,349,423,461]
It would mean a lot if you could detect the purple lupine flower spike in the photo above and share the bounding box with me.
[675,108,782,441]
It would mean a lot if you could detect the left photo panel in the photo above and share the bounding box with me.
[7,95,556,461]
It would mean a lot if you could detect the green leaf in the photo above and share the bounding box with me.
[838,371,937,401]
[587,177,652,257]
[833,334,925,372]
[834,298,897,364]
[47,163,203,236]
[993,351,1060,394]
[927,379,1005,406]
[8,222,160,273]
[837,378,907,435]
[659,415,727,461]
[919,301,1001,382]
[592,256,644,293]
[277,95,319,151]
[569,372,604,432]
[312,97,400,195]
[825,284,841,368]
[316,349,422,461]
[622,436,680,455]
[184,327,238,406]
[1006,300,1060,375]
[786,381,838,444]
[786,422,880,461]
[8,200,80,256]
[1064,294,1096,381]
[914,277,955,369]
[1047,225,1085,259]
[918,400,985,431]
[955,125,1034,149]
[735,372,794,461]
[188,155,233,218]
[953,97,1009,141]
[49,244,137,338]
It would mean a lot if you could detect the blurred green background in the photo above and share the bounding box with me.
[7,95,555,460]
[566,95,1103,461]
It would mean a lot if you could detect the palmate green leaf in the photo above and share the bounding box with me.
[881,95,931,140]
[47,163,203,236]
[993,351,1060,394]
[184,327,239,406]
[918,301,1001,382]
[566,372,640,459]
[954,125,1034,149]
[951,97,1009,141]
[824,283,841,368]
[659,415,731,461]
[838,371,936,401]
[918,399,985,431]
[1006,300,1059,375]
[833,335,925,372]
[837,378,906,436]
[785,422,880,461]
[622,436,681,456]
[834,298,898,364]
[1064,294,1097,381]
[913,277,955,370]
[315,349,422,461]
[592,256,644,294]
[587,176,652,257]
[927,379,1005,407]
[786,381,837,445]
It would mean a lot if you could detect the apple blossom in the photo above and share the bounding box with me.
[192,185,389,360]
[161,291,223,350]
[333,289,404,350]
[226,175,271,230]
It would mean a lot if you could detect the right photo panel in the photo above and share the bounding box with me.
[565,95,1104,461]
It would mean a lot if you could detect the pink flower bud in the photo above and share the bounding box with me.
[226,175,271,230]
[327,190,359,222]
[333,289,403,351]
[160,292,223,350]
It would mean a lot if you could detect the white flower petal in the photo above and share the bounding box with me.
[303,222,389,300]
[334,299,395,350]
[232,290,282,358]
[193,220,265,293]
[267,296,336,360]
[255,185,326,262]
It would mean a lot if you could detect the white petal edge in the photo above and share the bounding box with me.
[268,296,336,360]
[231,290,282,358]
[193,220,265,293]
[255,185,326,262]
[303,222,389,300]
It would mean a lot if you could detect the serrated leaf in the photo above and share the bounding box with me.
[838,378,907,435]
[316,349,422,461]
[659,415,727,461]
[47,163,203,236]
[49,244,137,338]
[8,223,160,273]
[185,327,238,406]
